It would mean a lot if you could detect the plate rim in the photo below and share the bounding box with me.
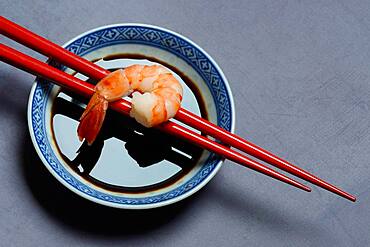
[27,23,235,209]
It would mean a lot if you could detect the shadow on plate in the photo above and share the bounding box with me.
[52,95,203,192]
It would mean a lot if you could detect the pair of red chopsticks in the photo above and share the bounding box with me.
[0,16,356,202]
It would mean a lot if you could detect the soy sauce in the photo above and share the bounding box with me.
[50,54,209,194]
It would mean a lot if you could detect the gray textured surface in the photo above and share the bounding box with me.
[1,0,370,246]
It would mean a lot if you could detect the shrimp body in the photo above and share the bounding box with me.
[77,64,183,145]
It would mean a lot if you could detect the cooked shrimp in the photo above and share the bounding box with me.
[77,64,183,145]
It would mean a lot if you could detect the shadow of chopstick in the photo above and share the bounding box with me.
[0,73,324,239]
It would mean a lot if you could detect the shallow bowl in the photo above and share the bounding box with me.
[27,24,235,209]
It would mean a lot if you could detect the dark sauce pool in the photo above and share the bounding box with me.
[51,53,209,194]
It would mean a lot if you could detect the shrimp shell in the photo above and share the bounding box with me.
[77,64,183,145]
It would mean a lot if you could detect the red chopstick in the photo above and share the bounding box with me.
[0,16,356,201]
[0,43,311,192]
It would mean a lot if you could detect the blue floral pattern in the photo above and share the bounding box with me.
[31,25,232,206]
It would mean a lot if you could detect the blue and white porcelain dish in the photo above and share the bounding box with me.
[27,24,235,209]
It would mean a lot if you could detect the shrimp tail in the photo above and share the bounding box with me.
[77,93,108,145]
